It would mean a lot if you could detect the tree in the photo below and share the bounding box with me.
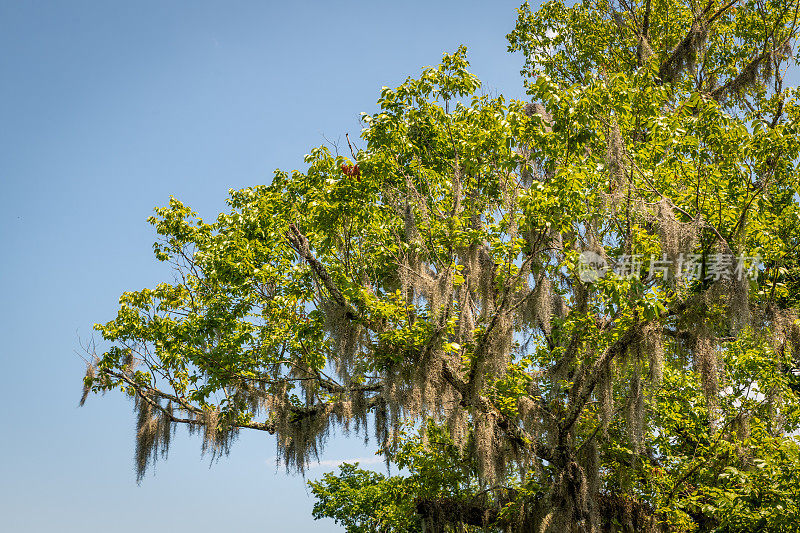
[83,0,800,531]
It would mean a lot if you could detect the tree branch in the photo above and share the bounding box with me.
[286,223,361,322]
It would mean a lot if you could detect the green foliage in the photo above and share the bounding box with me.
[83,1,800,531]
[309,423,512,533]
[310,463,420,533]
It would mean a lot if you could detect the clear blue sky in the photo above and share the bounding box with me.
[0,1,531,531]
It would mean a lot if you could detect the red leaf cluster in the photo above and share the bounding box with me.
[340,163,361,181]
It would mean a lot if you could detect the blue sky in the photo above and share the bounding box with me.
[0,1,530,531]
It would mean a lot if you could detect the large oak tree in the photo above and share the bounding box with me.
[84,0,800,531]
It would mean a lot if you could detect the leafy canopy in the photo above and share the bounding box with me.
[84,0,800,531]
